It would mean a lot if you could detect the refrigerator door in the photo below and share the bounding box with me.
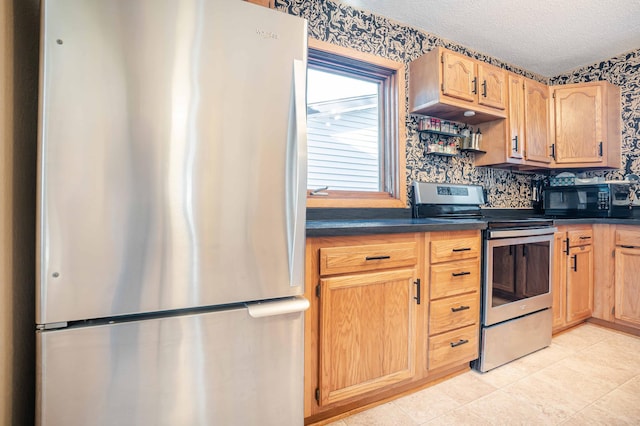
[37,0,308,323]
[36,297,308,426]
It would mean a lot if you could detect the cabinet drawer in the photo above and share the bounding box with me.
[616,229,640,248]
[429,292,479,335]
[431,236,480,263]
[320,242,418,276]
[428,324,478,371]
[568,228,593,247]
[430,259,480,299]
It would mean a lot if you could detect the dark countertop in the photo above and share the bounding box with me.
[305,208,640,237]
[306,217,487,237]
[552,217,640,225]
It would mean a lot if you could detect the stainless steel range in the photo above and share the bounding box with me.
[412,181,556,373]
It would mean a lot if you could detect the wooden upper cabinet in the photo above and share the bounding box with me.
[476,74,550,168]
[551,81,621,168]
[507,74,525,160]
[409,47,507,124]
[439,50,506,110]
[441,51,476,103]
[554,84,603,164]
[524,79,552,164]
[477,62,507,110]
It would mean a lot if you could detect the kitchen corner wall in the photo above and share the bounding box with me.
[277,0,639,208]
[276,0,545,208]
[0,0,38,425]
[551,49,640,179]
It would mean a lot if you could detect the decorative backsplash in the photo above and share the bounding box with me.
[276,0,637,208]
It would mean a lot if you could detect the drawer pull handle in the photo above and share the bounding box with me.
[365,255,391,261]
[579,236,592,240]
[621,245,637,249]
[452,271,471,277]
[451,305,470,312]
[450,339,469,348]
[452,247,471,252]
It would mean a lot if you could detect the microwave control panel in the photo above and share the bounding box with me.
[598,191,609,210]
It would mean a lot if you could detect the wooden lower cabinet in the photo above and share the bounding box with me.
[427,231,481,372]
[552,230,567,329]
[612,226,640,328]
[552,225,594,333]
[614,247,640,327]
[304,230,481,423]
[319,268,417,406]
[573,224,640,336]
[566,244,594,323]
[428,325,479,370]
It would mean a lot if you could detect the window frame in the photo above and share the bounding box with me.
[306,38,407,209]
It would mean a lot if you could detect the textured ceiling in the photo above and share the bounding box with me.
[338,0,640,77]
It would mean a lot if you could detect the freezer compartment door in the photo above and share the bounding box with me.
[36,298,307,426]
[37,0,308,324]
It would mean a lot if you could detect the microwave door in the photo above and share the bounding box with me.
[577,190,587,208]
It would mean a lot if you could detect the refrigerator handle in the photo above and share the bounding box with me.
[247,296,310,318]
[285,58,308,288]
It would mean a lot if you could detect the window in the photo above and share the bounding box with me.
[306,39,406,208]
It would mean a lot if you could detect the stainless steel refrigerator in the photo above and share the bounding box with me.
[35,0,308,424]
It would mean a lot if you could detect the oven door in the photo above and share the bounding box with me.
[483,233,554,326]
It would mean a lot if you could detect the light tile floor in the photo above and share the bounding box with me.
[326,324,640,425]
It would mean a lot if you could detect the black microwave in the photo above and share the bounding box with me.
[543,183,632,218]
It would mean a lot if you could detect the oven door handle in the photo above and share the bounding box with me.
[488,227,557,239]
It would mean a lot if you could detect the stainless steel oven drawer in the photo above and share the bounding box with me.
[475,308,552,373]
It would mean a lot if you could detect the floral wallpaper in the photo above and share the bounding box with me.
[275,0,636,208]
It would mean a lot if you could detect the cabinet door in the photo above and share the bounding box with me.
[553,85,603,164]
[318,269,417,406]
[552,231,567,330]
[614,247,640,327]
[478,63,507,110]
[507,75,524,159]
[524,79,551,164]
[441,50,476,103]
[566,244,594,323]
